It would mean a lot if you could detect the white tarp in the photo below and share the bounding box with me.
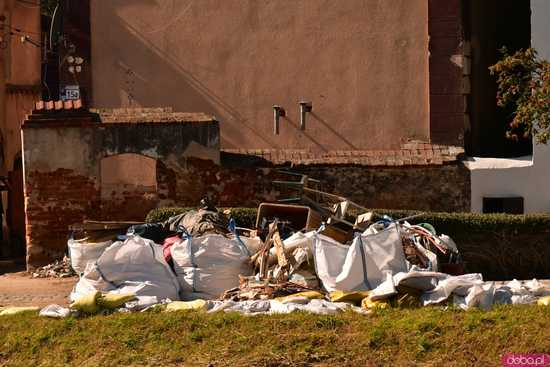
[70,235,180,302]
[313,224,407,292]
[171,234,252,300]
[421,273,484,306]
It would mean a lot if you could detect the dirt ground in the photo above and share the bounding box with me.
[0,271,76,307]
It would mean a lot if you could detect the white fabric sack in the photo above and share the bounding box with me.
[359,223,408,289]
[238,235,263,255]
[313,234,366,292]
[70,262,115,302]
[68,238,112,274]
[369,271,398,300]
[71,235,180,302]
[314,224,407,292]
[393,270,449,292]
[171,234,252,299]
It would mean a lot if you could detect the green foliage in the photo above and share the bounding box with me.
[145,207,190,223]
[146,207,257,228]
[490,48,550,144]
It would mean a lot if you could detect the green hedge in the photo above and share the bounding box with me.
[146,207,550,281]
[146,207,257,228]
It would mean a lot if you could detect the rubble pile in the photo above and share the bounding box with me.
[20,173,550,318]
[32,256,76,278]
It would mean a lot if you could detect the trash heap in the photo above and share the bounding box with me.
[30,175,550,318]
[31,256,75,278]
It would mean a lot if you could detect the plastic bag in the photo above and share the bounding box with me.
[0,306,40,316]
[329,290,370,304]
[39,304,72,318]
[165,299,208,312]
[274,291,324,303]
[70,290,102,314]
[97,293,136,309]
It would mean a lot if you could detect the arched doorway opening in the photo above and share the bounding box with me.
[99,153,158,221]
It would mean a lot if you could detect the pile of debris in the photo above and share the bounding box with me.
[29,173,550,318]
[31,256,75,278]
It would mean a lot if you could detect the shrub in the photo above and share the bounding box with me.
[146,207,257,228]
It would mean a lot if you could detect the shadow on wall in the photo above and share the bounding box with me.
[92,1,359,152]
[94,0,277,150]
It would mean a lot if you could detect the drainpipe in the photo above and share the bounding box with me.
[273,105,285,135]
[299,101,312,130]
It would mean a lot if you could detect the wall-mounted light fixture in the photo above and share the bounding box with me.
[273,105,286,135]
[299,101,312,130]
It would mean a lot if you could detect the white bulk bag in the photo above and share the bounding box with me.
[358,223,408,289]
[313,234,367,292]
[68,238,112,274]
[314,223,407,292]
[71,235,180,302]
[171,234,252,299]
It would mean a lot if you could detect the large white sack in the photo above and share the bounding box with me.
[71,235,180,302]
[68,239,112,274]
[313,234,366,292]
[358,223,408,289]
[171,234,252,299]
[314,224,407,292]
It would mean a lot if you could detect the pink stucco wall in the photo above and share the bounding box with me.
[90,0,430,152]
[0,0,41,172]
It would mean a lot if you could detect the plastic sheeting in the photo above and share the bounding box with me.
[204,299,370,315]
[171,234,252,300]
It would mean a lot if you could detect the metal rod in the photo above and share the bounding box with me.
[299,101,312,130]
[273,105,285,135]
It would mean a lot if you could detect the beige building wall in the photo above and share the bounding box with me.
[91,0,429,152]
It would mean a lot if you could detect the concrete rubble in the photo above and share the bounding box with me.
[31,256,75,279]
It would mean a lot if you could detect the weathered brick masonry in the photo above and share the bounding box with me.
[167,155,470,212]
[22,109,220,268]
[22,109,470,269]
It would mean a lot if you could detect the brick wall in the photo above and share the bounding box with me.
[156,155,471,212]
[25,169,100,265]
[428,0,466,145]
